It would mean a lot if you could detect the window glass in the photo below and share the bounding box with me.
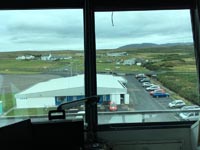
[0,9,84,125]
[95,10,198,124]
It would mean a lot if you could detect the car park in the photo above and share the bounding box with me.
[152,92,169,98]
[168,100,186,108]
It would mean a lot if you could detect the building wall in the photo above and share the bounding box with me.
[97,127,192,150]
[16,97,55,108]
[191,121,200,150]
[124,94,129,104]
[16,93,129,108]
[111,94,121,104]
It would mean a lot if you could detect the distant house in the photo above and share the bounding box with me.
[107,52,128,57]
[135,58,145,65]
[41,53,52,61]
[52,56,72,60]
[136,62,142,66]
[123,58,136,65]
[41,54,72,61]
[16,55,35,60]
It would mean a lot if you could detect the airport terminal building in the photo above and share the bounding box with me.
[15,74,129,108]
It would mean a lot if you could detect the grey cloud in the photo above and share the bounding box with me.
[0,9,193,51]
[96,10,192,38]
[95,9,193,48]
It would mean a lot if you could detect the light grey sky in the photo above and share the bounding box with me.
[0,9,193,52]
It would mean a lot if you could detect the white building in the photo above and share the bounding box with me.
[15,74,129,108]
[123,58,136,65]
[107,52,128,57]
[16,55,35,60]
[41,53,52,60]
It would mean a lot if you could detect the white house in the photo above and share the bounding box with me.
[15,74,129,108]
[16,55,35,60]
[123,58,136,65]
[41,53,52,60]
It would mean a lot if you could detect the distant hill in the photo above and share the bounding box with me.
[117,42,193,49]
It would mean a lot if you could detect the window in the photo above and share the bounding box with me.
[95,10,198,124]
[0,9,84,124]
[0,4,199,127]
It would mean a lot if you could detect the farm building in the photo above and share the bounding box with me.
[15,74,129,108]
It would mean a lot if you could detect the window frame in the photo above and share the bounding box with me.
[0,0,199,142]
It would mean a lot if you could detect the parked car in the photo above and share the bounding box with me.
[179,111,200,121]
[139,77,150,83]
[142,82,154,88]
[177,105,200,115]
[146,85,160,91]
[149,89,165,95]
[135,73,145,79]
[168,100,186,108]
[152,92,169,98]
[181,105,200,110]
[109,101,117,111]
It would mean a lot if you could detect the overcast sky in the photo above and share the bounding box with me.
[0,9,193,52]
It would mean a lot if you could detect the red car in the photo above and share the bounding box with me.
[109,101,118,111]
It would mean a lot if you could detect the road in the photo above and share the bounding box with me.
[124,75,179,122]
[126,75,167,111]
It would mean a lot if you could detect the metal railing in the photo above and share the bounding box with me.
[0,109,200,126]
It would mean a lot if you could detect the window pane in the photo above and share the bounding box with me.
[95,10,198,124]
[0,9,84,125]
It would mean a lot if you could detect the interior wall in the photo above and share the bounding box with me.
[191,121,200,150]
[97,127,193,150]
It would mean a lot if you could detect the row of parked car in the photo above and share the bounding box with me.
[135,73,200,121]
[135,73,170,98]
[168,99,200,121]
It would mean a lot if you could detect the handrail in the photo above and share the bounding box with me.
[97,109,200,115]
[1,108,200,119]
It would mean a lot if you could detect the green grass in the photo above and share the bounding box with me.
[0,93,16,112]
[158,72,199,104]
